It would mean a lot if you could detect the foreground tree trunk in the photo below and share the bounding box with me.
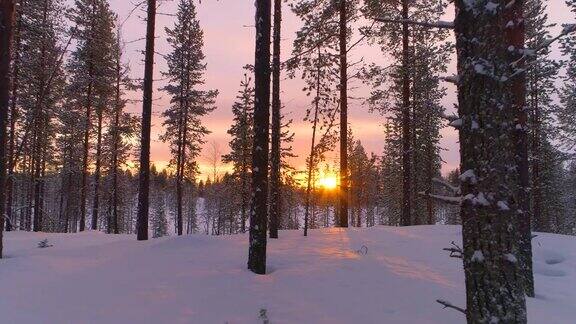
[454,0,528,322]
[338,0,348,228]
[269,0,282,239]
[136,0,157,241]
[0,0,16,258]
[248,0,271,275]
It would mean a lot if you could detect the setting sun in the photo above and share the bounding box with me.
[317,176,338,190]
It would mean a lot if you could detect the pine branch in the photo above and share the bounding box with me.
[374,17,454,29]
[432,178,460,195]
[418,192,462,205]
[509,23,576,79]
[440,74,459,84]
[436,299,466,315]
[14,27,77,164]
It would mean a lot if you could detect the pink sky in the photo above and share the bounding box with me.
[109,0,572,179]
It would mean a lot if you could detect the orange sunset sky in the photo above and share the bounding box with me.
[108,0,572,180]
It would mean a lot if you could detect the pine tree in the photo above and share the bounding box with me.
[68,0,116,231]
[521,0,561,296]
[289,0,361,228]
[161,0,217,236]
[347,135,374,227]
[559,1,576,159]
[55,101,85,233]
[223,67,254,233]
[151,169,168,238]
[102,29,139,234]
[18,0,67,232]
[288,2,342,234]
[557,0,576,235]
[365,0,448,226]
[5,0,24,232]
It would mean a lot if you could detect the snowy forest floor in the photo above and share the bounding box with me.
[1,226,575,324]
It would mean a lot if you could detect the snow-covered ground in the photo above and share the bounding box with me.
[1,226,575,324]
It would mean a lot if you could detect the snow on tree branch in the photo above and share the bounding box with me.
[509,23,576,79]
[374,17,454,30]
[432,178,460,195]
[440,74,459,84]
[418,192,462,205]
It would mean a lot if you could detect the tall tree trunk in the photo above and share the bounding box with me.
[6,1,22,231]
[508,5,534,299]
[400,0,411,227]
[425,142,434,225]
[174,68,185,236]
[58,171,66,232]
[91,108,103,230]
[32,0,49,232]
[110,48,122,235]
[0,0,16,258]
[304,50,321,237]
[177,106,188,236]
[338,0,348,228]
[454,0,528,321]
[80,78,92,232]
[269,0,282,239]
[530,77,543,231]
[80,1,98,232]
[32,151,42,231]
[248,0,271,275]
[240,153,248,232]
[136,0,156,241]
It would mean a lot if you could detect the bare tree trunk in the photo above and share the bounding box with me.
[80,1,98,232]
[0,0,16,258]
[426,142,434,225]
[136,0,156,241]
[32,152,43,231]
[110,46,122,235]
[80,78,93,232]
[454,0,528,321]
[338,0,348,228]
[400,0,411,227]
[269,0,282,239]
[248,0,271,275]
[91,108,103,230]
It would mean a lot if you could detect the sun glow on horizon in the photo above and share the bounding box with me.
[317,175,338,190]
